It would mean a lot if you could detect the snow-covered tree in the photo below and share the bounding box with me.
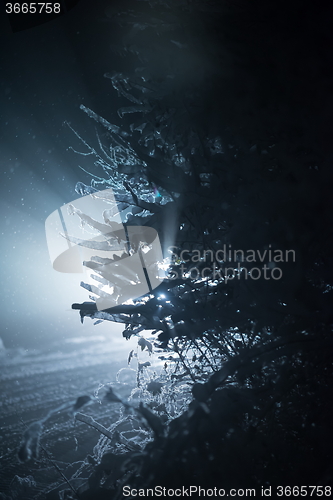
[18,1,333,497]
[67,0,333,494]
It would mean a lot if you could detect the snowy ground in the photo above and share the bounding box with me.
[0,333,140,498]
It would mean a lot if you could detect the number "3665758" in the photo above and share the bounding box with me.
[5,3,61,14]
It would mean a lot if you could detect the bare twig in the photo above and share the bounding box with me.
[40,444,80,499]
[75,412,113,440]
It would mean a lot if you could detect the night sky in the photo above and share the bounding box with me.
[0,0,129,348]
[1,0,333,351]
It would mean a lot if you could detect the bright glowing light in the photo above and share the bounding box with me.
[157,258,171,271]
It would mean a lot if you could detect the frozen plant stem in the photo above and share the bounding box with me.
[40,444,79,499]
[75,412,113,440]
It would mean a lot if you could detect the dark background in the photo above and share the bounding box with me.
[0,0,332,496]
[0,0,332,347]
